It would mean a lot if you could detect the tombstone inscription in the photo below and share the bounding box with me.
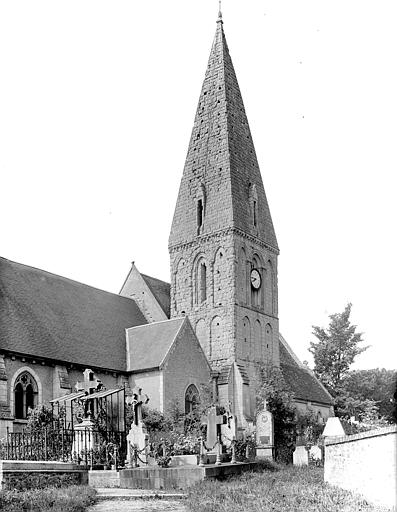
[256,403,274,460]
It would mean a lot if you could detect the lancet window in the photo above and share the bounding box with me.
[14,371,38,419]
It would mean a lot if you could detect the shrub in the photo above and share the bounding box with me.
[233,437,256,462]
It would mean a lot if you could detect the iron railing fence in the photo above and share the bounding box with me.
[0,428,127,467]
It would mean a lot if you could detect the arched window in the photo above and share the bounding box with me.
[200,262,207,302]
[196,183,206,235]
[239,248,247,304]
[264,323,273,363]
[194,257,207,304]
[242,316,251,359]
[254,319,262,361]
[249,183,258,229]
[185,384,200,415]
[14,371,38,419]
[213,247,225,306]
[210,316,223,359]
[265,259,275,314]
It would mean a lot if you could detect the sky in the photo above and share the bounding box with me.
[1,1,396,371]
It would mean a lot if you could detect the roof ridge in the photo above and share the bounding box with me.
[159,317,187,368]
[141,273,170,287]
[0,255,133,302]
[126,316,184,331]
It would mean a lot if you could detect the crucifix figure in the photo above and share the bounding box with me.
[132,387,149,426]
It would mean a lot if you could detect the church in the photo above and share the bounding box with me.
[0,11,333,438]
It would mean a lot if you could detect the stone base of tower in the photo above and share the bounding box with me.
[216,362,258,435]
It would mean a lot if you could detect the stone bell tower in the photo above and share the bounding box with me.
[168,11,279,427]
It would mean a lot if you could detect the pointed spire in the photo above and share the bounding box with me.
[218,0,223,22]
[169,15,278,253]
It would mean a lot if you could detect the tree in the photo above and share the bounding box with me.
[309,303,368,416]
[343,369,397,423]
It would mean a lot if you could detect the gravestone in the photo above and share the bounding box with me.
[74,368,103,419]
[204,406,227,451]
[126,388,149,467]
[322,417,345,437]
[310,445,322,461]
[72,369,102,459]
[220,409,237,448]
[293,445,309,466]
[256,403,274,460]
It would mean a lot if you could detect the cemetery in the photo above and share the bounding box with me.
[1,367,395,512]
[0,369,272,492]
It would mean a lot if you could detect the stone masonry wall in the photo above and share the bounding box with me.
[170,233,236,370]
[324,425,397,509]
[170,231,280,373]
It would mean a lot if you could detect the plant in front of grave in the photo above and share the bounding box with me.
[141,388,213,461]
[295,407,324,448]
[25,404,55,433]
[255,363,297,464]
[233,436,256,462]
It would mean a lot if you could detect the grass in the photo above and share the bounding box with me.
[186,465,391,512]
[0,485,97,512]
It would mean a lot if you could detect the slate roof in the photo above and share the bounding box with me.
[126,317,185,372]
[0,257,147,371]
[279,338,333,405]
[141,274,171,318]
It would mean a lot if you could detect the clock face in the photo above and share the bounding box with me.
[250,269,261,289]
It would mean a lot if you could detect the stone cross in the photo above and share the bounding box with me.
[205,406,227,449]
[74,368,103,419]
[132,388,149,426]
[74,368,102,395]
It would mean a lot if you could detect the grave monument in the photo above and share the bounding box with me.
[72,369,103,459]
[255,401,274,460]
[125,387,150,467]
[200,405,228,465]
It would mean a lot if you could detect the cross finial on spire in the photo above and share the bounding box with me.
[218,0,222,20]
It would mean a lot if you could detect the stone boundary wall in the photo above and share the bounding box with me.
[0,460,89,491]
[324,425,397,509]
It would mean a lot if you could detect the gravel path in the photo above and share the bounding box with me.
[88,499,187,512]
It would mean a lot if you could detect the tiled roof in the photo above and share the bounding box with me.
[141,274,170,318]
[0,257,147,371]
[126,317,185,372]
[279,339,333,405]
